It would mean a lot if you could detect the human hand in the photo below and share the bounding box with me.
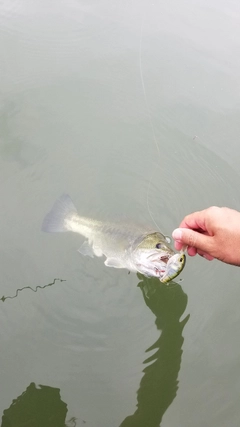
[172,207,240,266]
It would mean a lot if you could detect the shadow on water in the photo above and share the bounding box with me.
[120,275,189,427]
[0,382,82,427]
[0,274,189,426]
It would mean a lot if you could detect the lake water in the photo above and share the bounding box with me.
[1,1,240,426]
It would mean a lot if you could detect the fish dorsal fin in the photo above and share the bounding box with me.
[104,258,124,269]
[78,241,94,258]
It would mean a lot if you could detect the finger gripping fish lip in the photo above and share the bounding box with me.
[188,233,197,248]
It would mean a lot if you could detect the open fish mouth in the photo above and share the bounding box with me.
[147,253,172,264]
[160,253,186,283]
[146,253,173,278]
[158,255,171,264]
[145,251,185,282]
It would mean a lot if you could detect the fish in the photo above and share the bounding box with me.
[42,194,186,283]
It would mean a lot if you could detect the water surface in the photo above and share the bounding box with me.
[1,1,240,426]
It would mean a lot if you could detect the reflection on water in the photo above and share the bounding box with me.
[120,275,189,427]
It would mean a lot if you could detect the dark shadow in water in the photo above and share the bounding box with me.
[119,275,189,427]
[0,382,83,427]
[0,278,66,302]
[0,275,188,427]
[2,382,67,426]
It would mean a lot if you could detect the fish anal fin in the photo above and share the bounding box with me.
[78,241,94,258]
[104,258,124,269]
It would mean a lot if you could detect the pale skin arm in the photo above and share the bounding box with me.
[172,207,240,266]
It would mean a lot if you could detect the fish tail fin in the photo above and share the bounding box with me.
[42,194,78,233]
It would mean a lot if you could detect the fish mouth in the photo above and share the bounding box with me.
[159,255,171,264]
[137,251,185,282]
[147,253,172,264]
[160,253,186,283]
[145,253,172,278]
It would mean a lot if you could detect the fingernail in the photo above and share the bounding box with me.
[172,228,183,241]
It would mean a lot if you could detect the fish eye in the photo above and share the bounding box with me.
[180,256,183,262]
[156,243,162,249]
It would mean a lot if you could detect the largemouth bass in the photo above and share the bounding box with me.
[42,194,185,283]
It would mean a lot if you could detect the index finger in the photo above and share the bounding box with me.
[179,209,208,231]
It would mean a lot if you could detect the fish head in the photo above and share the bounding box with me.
[133,232,186,283]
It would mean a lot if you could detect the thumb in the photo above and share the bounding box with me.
[172,228,213,253]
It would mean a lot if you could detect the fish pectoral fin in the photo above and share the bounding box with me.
[78,241,94,258]
[104,258,124,269]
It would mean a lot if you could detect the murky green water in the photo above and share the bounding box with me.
[1,1,240,426]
